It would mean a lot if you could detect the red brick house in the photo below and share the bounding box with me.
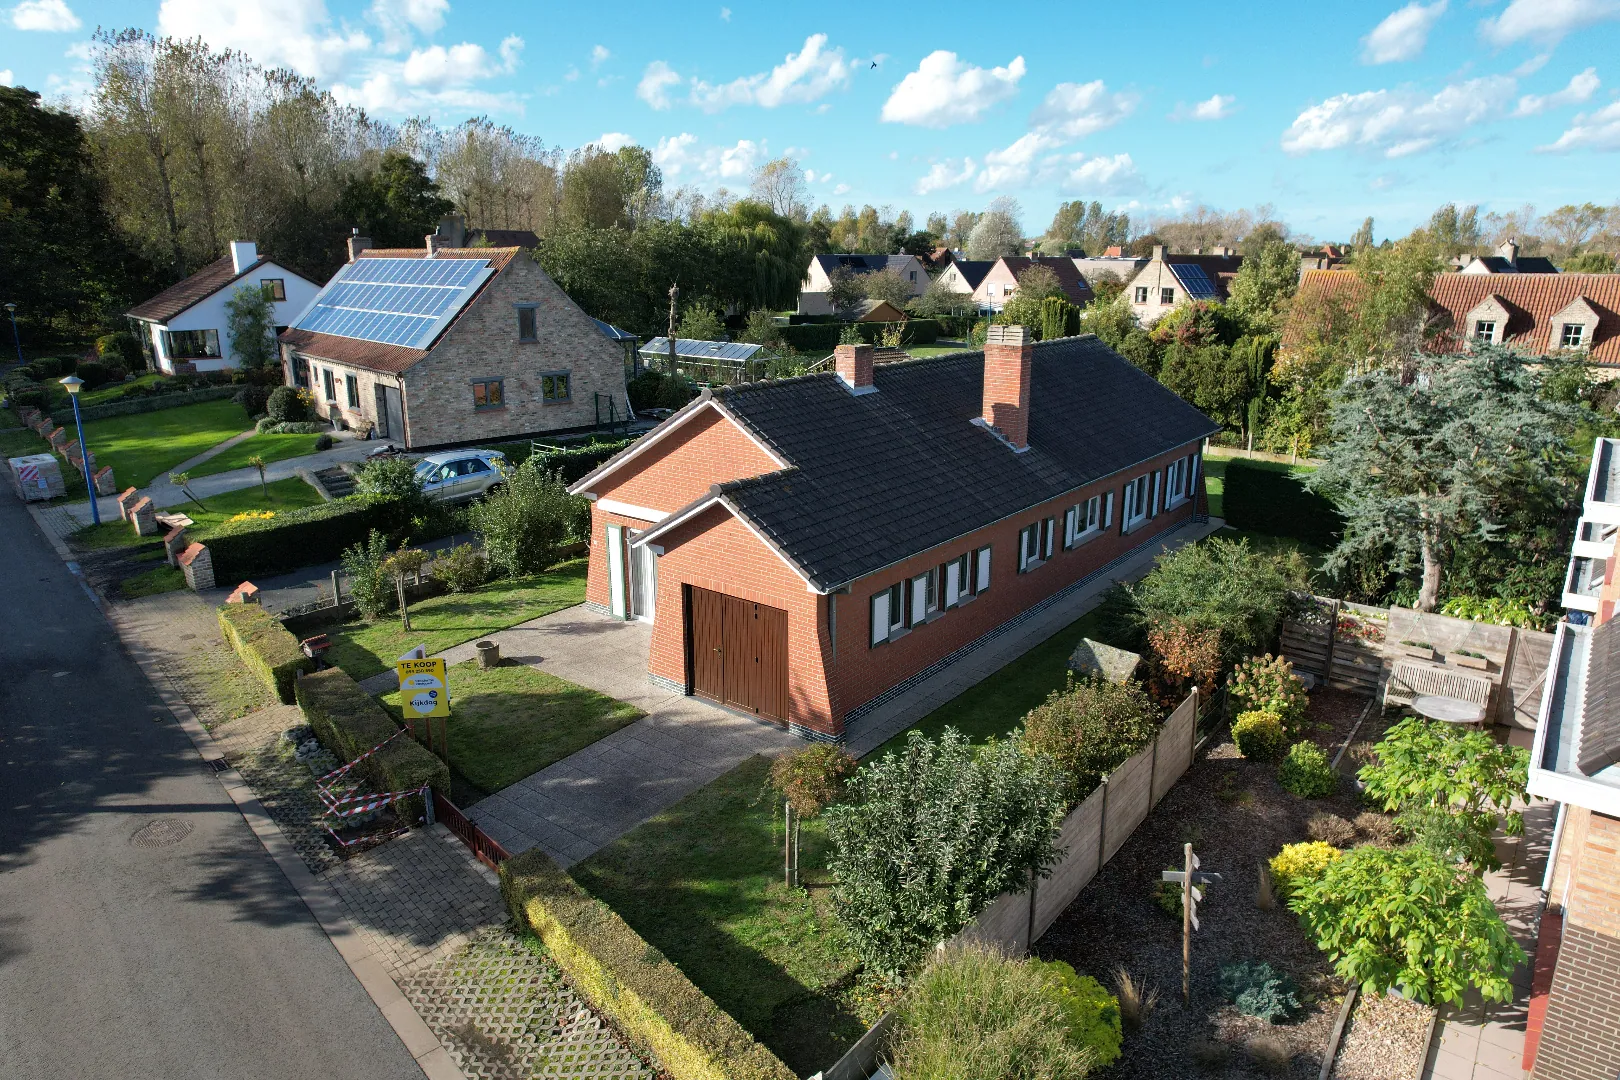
[569,326,1219,742]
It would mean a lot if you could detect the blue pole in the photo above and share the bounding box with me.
[71,393,100,525]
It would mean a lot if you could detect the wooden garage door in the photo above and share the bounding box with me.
[688,586,788,725]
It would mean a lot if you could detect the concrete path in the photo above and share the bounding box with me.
[1421,800,1557,1080]
[843,516,1225,756]
[442,609,800,866]
[169,426,258,474]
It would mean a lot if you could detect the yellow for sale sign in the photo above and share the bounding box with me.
[396,657,450,717]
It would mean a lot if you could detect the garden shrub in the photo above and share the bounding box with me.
[1031,960,1121,1068]
[208,493,413,581]
[1306,812,1357,847]
[217,602,312,704]
[234,384,272,416]
[1144,619,1224,699]
[294,668,449,811]
[1268,841,1342,901]
[466,460,589,577]
[499,847,796,1080]
[1357,715,1528,870]
[1228,653,1308,733]
[768,743,857,817]
[1277,741,1338,798]
[1128,536,1311,667]
[887,944,1097,1080]
[1232,709,1287,761]
[313,433,334,451]
[1021,674,1163,801]
[74,359,108,390]
[1290,843,1526,1005]
[97,330,142,369]
[824,729,1067,979]
[341,529,395,620]
[528,438,635,485]
[432,543,488,592]
[1219,961,1303,1023]
[776,322,842,352]
[266,384,310,423]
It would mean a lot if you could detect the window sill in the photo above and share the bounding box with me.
[473,405,507,413]
[954,591,978,608]
[1020,557,1047,573]
[886,626,911,643]
[1122,519,1150,535]
[541,399,572,406]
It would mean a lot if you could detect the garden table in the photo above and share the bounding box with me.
[1410,694,1485,726]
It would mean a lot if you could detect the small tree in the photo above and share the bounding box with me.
[739,308,781,346]
[676,304,727,342]
[862,266,914,308]
[825,267,865,319]
[825,729,1067,979]
[247,454,267,496]
[466,461,587,577]
[1128,536,1309,667]
[1021,675,1162,800]
[341,529,394,620]
[1291,843,1526,1005]
[1310,347,1584,611]
[224,283,278,371]
[265,385,310,423]
[168,471,206,511]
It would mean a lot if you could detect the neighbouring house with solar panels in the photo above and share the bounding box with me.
[1123,245,1244,323]
[277,234,630,448]
[1516,436,1620,1078]
[567,328,1217,741]
[798,254,928,315]
[126,241,322,375]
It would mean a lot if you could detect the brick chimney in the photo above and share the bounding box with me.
[980,324,1035,451]
[1497,237,1519,268]
[346,229,373,262]
[834,342,875,395]
[1152,244,1166,261]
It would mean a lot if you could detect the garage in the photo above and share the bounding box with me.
[687,586,789,725]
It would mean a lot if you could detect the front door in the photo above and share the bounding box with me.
[687,586,788,725]
[629,531,657,623]
[373,383,390,437]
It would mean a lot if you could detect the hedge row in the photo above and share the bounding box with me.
[1221,459,1343,550]
[529,439,635,484]
[776,318,942,353]
[295,668,449,809]
[207,493,411,582]
[500,848,795,1080]
[78,384,238,421]
[217,603,312,704]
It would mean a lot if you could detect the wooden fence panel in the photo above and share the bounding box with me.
[1102,746,1154,864]
[1152,696,1196,806]
[949,887,1030,954]
[1032,786,1105,939]
[1501,628,1554,732]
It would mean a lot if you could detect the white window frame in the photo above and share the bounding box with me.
[1562,323,1586,349]
[1066,494,1103,547]
[871,581,906,647]
[975,545,992,594]
[1473,319,1497,343]
[1122,475,1150,532]
[1134,286,1149,304]
[945,553,969,606]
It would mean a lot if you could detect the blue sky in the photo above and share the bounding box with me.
[4,0,1618,241]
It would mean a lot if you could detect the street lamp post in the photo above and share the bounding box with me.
[4,303,21,366]
[59,375,100,525]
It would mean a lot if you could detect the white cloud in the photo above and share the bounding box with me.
[564,66,579,82]
[1481,0,1620,46]
[596,132,632,152]
[719,6,730,19]
[591,44,610,69]
[0,69,11,85]
[331,68,518,114]
[687,34,851,111]
[1281,75,1516,157]
[1541,99,1620,150]
[652,132,762,182]
[159,0,370,81]
[1172,93,1236,121]
[9,0,79,31]
[974,132,1061,191]
[915,157,976,195]
[637,60,680,109]
[1028,80,1138,139]
[1361,1,1447,64]
[832,182,850,195]
[367,0,445,52]
[1062,153,1142,194]
[880,50,1025,128]
[401,36,522,87]
[1515,67,1600,114]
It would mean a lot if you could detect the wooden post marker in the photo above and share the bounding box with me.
[1162,843,1221,1002]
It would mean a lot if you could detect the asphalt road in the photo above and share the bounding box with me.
[0,490,423,1079]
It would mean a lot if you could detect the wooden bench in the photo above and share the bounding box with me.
[1384,660,1493,712]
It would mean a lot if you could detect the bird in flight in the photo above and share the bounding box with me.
[870,60,878,69]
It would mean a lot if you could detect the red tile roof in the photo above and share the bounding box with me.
[127,254,272,323]
[1285,269,1620,365]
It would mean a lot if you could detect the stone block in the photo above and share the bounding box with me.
[163,525,188,566]
[93,466,117,496]
[1068,638,1143,684]
[117,487,140,520]
[178,543,215,591]
[17,407,40,426]
[226,581,260,604]
[130,496,158,536]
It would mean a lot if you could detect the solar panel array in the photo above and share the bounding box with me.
[293,257,494,349]
[1171,262,1220,301]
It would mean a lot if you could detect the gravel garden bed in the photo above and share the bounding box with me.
[1035,689,1384,1079]
[1332,990,1434,1079]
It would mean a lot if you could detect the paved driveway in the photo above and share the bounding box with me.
[451,609,799,866]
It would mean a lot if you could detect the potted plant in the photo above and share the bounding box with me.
[1452,648,1492,672]
[1399,639,1437,660]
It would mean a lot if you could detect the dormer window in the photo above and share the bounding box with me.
[1473,320,1497,342]
[1562,323,1587,349]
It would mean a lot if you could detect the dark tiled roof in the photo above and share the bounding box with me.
[712,336,1218,590]
[1469,255,1560,274]
[1580,618,1620,775]
[811,254,914,276]
[950,260,994,289]
[127,254,271,323]
[998,256,1095,306]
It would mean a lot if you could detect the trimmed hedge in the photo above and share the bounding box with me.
[295,668,449,807]
[777,323,841,352]
[207,493,411,581]
[500,848,796,1080]
[530,439,635,484]
[218,602,313,704]
[77,384,238,421]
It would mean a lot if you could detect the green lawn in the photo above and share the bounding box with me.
[905,344,973,357]
[68,398,252,488]
[324,560,588,680]
[377,659,642,795]
[571,755,869,1077]
[120,564,186,598]
[68,476,323,551]
[185,431,326,479]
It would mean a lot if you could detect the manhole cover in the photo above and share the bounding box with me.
[130,818,194,848]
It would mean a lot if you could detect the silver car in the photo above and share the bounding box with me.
[413,450,507,504]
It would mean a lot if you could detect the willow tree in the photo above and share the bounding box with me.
[1310,346,1584,612]
[702,199,807,311]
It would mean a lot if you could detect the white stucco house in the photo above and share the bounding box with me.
[798,254,927,316]
[126,242,323,374]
